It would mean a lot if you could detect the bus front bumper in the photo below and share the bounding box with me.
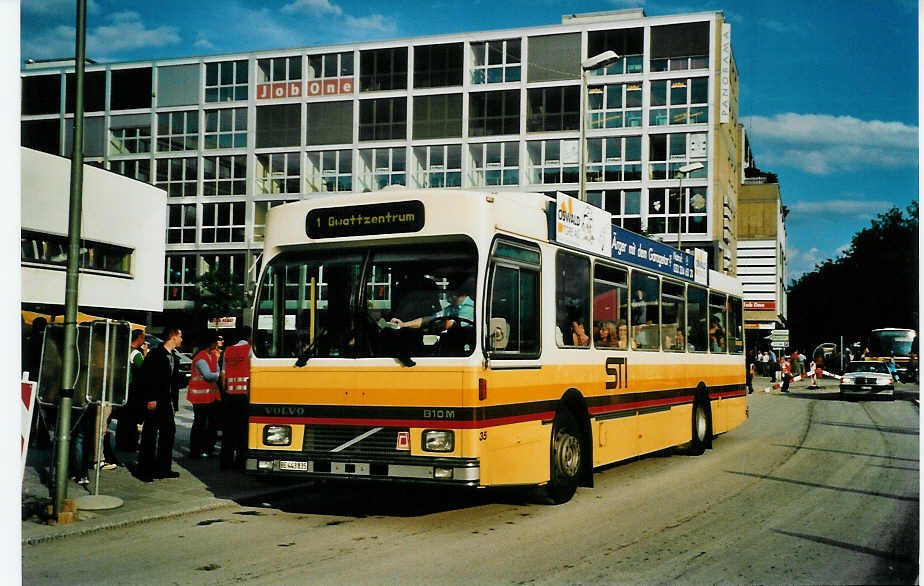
[245,451,480,486]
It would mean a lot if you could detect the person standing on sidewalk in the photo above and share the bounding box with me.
[116,329,147,451]
[220,326,251,470]
[188,332,222,459]
[780,356,793,393]
[136,327,184,481]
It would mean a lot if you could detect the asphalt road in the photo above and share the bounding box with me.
[23,382,919,585]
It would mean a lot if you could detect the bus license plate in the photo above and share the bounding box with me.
[280,460,308,471]
[860,386,872,390]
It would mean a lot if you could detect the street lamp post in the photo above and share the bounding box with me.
[675,161,703,251]
[580,51,621,201]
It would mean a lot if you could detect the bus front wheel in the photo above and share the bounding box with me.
[547,410,582,504]
[689,397,711,456]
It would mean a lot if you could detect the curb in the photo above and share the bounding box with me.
[22,480,315,546]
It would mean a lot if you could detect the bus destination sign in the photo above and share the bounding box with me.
[307,200,425,239]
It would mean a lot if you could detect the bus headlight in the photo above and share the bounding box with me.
[841,376,855,385]
[263,425,292,446]
[422,430,454,452]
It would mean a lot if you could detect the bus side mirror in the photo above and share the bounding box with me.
[490,317,509,350]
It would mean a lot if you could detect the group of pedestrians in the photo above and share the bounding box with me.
[132,326,252,482]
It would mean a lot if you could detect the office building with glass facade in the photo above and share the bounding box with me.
[21,8,746,315]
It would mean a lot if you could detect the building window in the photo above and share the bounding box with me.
[585,137,629,183]
[255,104,301,148]
[21,229,133,275]
[469,90,519,136]
[470,141,518,186]
[167,203,197,244]
[413,43,463,88]
[65,70,105,113]
[156,157,198,197]
[254,200,291,242]
[257,56,302,83]
[22,74,61,115]
[527,33,580,82]
[358,147,406,191]
[110,67,152,110]
[201,202,245,243]
[471,39,521,84]
[526,86,579,132]
[650,78,708,127]
[412,94,462,140]
[307,52,353,79]
[110,158,151,182]
[64,117,105,157]
[586,189,642,234]
[256,152,300,195]
[202,155,247,196]
[109,114,151,154]
[648,132,707,180]
[205,60,248,102]
[526,139,579,185]
[588,83,642,129]
[307,101,353,145]
[650,22,710,72]
[358,97,406,141]
[21,119,60,155]
[157,111,198,152]
[359,47,407,92]
[586,28,644,76]
[199,253,246,289]
[157,64,199,107]
[204,107,248,149]
[413,144,461,188]
[165,254,196,301]
[307,150,352,192]
[645,186,707,236]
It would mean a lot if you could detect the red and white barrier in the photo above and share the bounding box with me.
[21,376,37,479]
[763,369,841,393]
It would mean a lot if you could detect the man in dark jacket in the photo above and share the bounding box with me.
[136,327,184,481]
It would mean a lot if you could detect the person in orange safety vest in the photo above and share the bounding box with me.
[219,326,251,470]
[188,331,222,458]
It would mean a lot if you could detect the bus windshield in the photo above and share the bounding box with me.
[869,329,916,357]
[253,239,478,361]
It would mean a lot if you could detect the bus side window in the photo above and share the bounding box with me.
[630,271,660,350]
[556,251,590,348]
[686,285,708,352]
[709,292,727,353]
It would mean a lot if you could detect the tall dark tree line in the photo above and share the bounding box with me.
[788,201,918,353]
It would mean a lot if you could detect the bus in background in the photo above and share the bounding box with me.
[245,189,747,503]
[865,328,917,382]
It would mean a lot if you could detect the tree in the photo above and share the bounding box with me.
[787,202,918,353]
[191,266,248,320]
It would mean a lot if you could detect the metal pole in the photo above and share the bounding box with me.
[579,68,587,201]
[676,172,683,251]
[54,0,87,515]
[93,322,111,495]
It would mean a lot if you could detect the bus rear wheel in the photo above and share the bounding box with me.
[689,398,711,456]
[547,410,582,504]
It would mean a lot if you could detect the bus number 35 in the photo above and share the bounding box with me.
[605,357,628,390]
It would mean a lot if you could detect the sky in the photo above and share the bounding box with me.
[19,0,919,282]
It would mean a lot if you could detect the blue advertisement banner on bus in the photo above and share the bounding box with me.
[609,225,696,283]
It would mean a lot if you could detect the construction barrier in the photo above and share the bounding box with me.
[21,376,37,480]
[763,369,842,393]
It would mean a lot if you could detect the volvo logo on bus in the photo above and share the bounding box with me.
[265,406,306,417]
[423,409,455,420]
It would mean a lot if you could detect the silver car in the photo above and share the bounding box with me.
[840,361,895,400]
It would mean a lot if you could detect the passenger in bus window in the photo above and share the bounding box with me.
[631,289,647,324]
[571,316,590,346]
[675,329,690,351]
[596,320,618,348]
[616,320,636,349]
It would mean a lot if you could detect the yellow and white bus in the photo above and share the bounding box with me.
[246,189,747,502]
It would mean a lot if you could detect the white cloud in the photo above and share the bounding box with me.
[22,11,180,59]
[744,113,918,175]
[282,0,342,15]
[194,34,216,51]
[788,199,893,218]
[22,0,100,16]
[786,245,833,280]
[344,14,397,35]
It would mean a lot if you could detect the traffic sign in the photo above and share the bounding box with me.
[770,341,788,349]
